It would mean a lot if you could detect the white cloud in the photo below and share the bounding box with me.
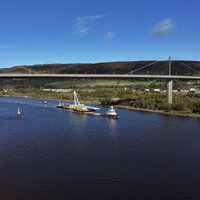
[74,14,107,37]
[151,18,176,36]
[0,45,9,48]
[75,14,106,22]
[105,31,115,40]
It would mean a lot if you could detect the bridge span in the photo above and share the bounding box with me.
[0,73,200,104]
[0,74,200,80]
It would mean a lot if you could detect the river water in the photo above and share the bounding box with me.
[0,97,200,199]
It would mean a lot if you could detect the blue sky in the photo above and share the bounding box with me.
[0,0,200,68]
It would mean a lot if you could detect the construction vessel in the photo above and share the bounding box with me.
[56,91,119,119]
[66,91,89,112]
[57,91,99,112]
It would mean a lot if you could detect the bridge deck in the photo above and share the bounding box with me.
[0,74,200,80]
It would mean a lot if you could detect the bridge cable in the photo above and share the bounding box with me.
[126,60,160,74]
[16,66,38,74]
[175,60,199,74]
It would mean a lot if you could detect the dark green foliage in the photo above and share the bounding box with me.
[193,102,200,113]
[1,87,200,116]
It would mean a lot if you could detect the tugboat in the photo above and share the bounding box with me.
[102,106,119,119]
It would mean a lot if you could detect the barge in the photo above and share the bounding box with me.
[57,91,99,113]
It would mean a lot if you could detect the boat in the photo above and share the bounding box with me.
[44,101,47,104]
[56,91,100,114]
[56,101,65,108]
[65,91,96,112]
[85,105,99,112]
[17,107,21,116]
[62,91,88,112]
[102,106,119,119]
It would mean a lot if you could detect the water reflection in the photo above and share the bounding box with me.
[68,111,88,121]
[106,118,117,135]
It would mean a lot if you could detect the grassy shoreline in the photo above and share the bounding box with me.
[115,105,200,118]
[1,94,200,118]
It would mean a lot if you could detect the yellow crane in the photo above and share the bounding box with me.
[69,91,88,112]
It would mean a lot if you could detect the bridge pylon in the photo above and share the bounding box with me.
[166,56,173,104]
[167,79,173,104]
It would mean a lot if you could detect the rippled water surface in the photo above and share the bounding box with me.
[0,97,200,199]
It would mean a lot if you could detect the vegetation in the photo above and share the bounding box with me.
[1,87,200,117]
[45,79,164,88]
[0,78,165,89]
[99,89,200,115]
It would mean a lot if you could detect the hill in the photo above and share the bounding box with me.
[0,60,199,89]
[1,60,200,75]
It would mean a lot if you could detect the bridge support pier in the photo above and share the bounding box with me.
[167,79,173,104]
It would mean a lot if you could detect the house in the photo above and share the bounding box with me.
[189,88,196,92]
[195,89,200,94]
[180,90,189,93]
[154,89,160,92]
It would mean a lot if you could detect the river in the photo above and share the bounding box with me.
[0,97,200,199]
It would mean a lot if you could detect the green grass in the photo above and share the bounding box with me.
[45,79,164,88]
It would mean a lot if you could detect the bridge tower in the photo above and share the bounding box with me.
[167,79,173,104]
[167,56,173,104]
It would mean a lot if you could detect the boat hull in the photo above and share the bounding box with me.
[101,114,119,119]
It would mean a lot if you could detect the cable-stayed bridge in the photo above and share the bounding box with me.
[0,57,200,104]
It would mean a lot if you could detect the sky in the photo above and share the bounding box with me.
[0,0,200,68]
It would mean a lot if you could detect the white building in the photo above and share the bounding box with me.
[154,89,160,92]
[180,90,189,93]
[189,88,196,92]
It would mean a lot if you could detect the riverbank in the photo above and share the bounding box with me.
[116,105,200,118]
[1,94,101,105]
[1,94,200,118]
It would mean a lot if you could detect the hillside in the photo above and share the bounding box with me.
[1,60,200,75]
[0,60,199,89]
